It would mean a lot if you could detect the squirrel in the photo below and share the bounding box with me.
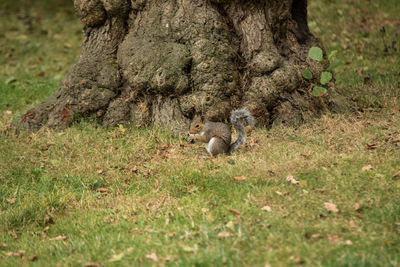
[187,109,255,157]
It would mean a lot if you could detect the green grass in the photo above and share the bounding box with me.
[1,0,400,266]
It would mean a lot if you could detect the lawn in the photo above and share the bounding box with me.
[1,0,399,266]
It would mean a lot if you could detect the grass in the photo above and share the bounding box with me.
[1,0,400,266]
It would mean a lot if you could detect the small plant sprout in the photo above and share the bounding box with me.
[302,47,342,97]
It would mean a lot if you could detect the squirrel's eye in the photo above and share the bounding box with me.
[195,124,199,128]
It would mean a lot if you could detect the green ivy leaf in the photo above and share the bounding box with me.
[320,72,333,85]
[328,60,342,71]
[312,86,327,97]
[328,50,338,61]
[302,69,313,80]
[308,47,323,61]
[92,182,102,190]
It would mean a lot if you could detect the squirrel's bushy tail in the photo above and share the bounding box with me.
[229,109,255,154]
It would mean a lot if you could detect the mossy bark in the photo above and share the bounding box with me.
[20,0,345,132]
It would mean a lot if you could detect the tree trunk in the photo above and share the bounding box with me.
[20,0,343,133]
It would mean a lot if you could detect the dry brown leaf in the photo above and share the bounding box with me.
[98,188,108,193]
[327,234,343,243]
[362,165,373,171]
[311,234,322,239]
[146,253,159,262]
[6,198,16,204]
[395,222,400,227]
[275,191,283,196]
[289,256,305,264]
[5,250,25,257]
[324,202,339,213]
[218,231,234,238]
[348,220,357,229]
[286,174,299,185]
[167,232,176,237]
[354,203,361,212]
[229,208,240,217]
[127,247,134,253]
[201,208,209,213]
[1,243,8,248]
[232,176,247,181]
[366,143,378,150]
[50,235,67,241]
[261,206,272,212]
[345,240,353,245]
[9,232,18,239]
[129,166,138,173]
[96,169,104,174]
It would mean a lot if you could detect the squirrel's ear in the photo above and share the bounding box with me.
[200,114,205,122]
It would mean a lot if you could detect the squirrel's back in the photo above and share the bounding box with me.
[203,121,232,146]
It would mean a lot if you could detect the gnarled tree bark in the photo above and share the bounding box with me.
[20,0,344,133]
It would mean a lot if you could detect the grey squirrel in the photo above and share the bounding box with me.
[187,109,255,157]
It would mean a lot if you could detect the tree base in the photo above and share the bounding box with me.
[19,0,349,133]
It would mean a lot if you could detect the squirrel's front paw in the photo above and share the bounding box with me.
[187,134,195,143]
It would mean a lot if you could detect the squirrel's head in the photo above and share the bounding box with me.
[189,115,205,134]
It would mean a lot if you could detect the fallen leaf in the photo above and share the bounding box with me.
[146,253,159,262]
[83,262,101,267]
[362,165,373,171]
[289,256,305,264]
[6,198,16,204]
[354,203,361,212]
[5,76,16,84]
[286,174,299,185]
[5,250,25,257]
[129,166,138,173]
[345,240,353,245]
[0,243,8,249]
[127,247,134,253]
[261,206,272,212]
[50,235,67,241]
[96,169,104,174]
[167,232,176,237]
[348,220,357,229]
[109,252,125,262]
[366,143,378,150]
[218,231,234,238]
[201,208,209,213]
[275,191,283,196]
[324,202,339,213]
[98,188,108,193]
[229,208,240,217]
[232,176,247,181]
[9,232,18,239]
[4,110,13,115]
[327,234,343,243]
[311,234,322,239]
